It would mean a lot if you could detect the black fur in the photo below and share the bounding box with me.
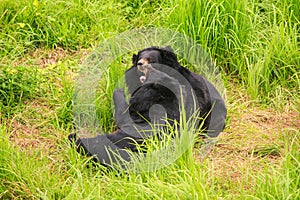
[131,46,211,129]
[106,46,214,149]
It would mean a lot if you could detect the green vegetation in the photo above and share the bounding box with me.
[0,0,299,199]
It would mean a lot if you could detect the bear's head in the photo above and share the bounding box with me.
[131,46,181,71]
[126,46,187,94]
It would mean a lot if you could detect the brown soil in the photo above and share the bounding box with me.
[13,47,90,67]
[205,103,300,189]
[8,100,58,151]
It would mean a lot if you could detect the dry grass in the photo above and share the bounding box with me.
[12,47,90,67]
[204,83,300,191]
[8,100,58,151]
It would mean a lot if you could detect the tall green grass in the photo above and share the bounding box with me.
[166,0,300,102]
[1,0,299,102]
[0,0,170,60]
[1,121,299,199]
[0,0,120,60]
[0,120,219,199]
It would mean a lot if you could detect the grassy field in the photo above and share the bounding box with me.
[1,0,299,199]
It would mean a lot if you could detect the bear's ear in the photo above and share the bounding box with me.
[160,47,180,68]
[163,45,174,53]
[132,54,138,65]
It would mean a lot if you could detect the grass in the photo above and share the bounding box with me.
[0,0,300,199]
[166,0,299,102]
[250,133,300,199]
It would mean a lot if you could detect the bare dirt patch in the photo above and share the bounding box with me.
[13,47,90,67]
[8,100,59,151]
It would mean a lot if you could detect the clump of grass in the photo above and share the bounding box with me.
[95,57,129,133]
[0,61,75,131]
[251,144,282,158]
[0,66,41,117]
[244,131,300,199]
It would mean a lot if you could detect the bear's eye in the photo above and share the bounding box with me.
[147,58,155,63]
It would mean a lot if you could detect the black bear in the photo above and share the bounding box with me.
[69,46,226,168]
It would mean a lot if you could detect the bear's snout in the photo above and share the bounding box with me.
[137,58,149,66]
